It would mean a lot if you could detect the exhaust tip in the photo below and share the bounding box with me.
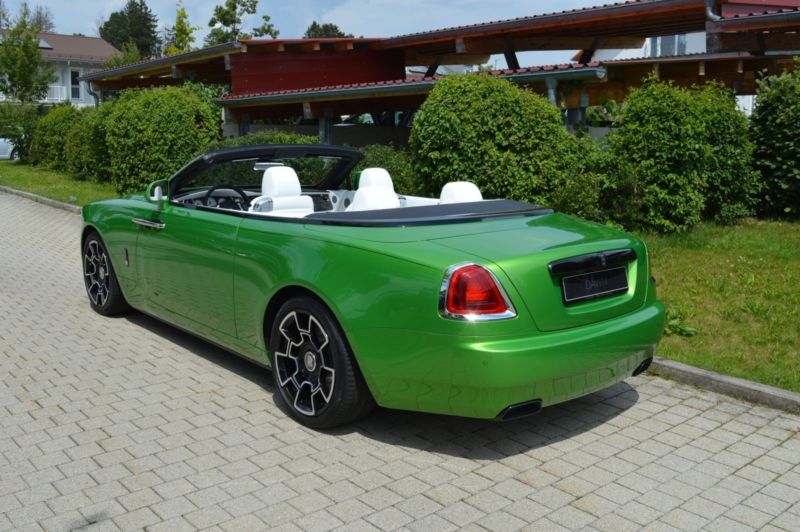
[496,399,542,421]
[632,357,653,377]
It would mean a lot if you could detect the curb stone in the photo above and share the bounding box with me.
[4,185,799,415]
[0,185,82,214]
[650,356,800,414]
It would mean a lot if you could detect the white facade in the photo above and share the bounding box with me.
[0,61,99,106]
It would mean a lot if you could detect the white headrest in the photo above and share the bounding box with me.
[440,182,483,204]
[346,186,401,212]
[359,168,394,191]
[262,166,302,198]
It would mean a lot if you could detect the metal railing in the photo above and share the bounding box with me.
[0,85,68,103]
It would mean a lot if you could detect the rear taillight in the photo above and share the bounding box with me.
[440,264,516,321]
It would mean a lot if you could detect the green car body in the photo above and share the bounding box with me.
[81,145,664,422]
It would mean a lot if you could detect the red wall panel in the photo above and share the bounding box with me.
[230,50,406,96]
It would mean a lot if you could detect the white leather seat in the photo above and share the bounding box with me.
[346,186,401,212]
[359,168,395,191]
[440,182,483,204]
[249,166,314,217]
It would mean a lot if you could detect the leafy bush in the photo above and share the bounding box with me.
[356,144,418,195]
[750,61,800,217]
[65,103,115,182]
[208,129,317,150]
[0,102,42,162]
[409,75,577,203]
[695,83,759,224]
[106,86,220,194]
[546,135,611,224]
[607,78,759,232]
[28,104,79,170]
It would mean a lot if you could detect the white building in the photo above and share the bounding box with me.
[0,32,118,106]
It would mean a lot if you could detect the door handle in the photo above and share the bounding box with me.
[132,218,166,230]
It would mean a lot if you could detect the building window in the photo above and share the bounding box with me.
[71,70,80,100]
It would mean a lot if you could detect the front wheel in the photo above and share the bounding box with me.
[82,232,129,316]
[269,295,374,428]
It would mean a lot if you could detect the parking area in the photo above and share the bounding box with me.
[1,191,799,531]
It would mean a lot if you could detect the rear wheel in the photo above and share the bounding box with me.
[9,149,19,161]
[82,232,129,316]
[269,295,374,428]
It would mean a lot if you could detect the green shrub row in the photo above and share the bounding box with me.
[25,86,221,193]
[10,67,800,232]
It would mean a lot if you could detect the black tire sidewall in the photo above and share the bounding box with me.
[269,295,359,429]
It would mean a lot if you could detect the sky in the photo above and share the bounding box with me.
[2,0,616,66]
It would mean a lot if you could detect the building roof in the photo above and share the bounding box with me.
[218,63,607,106]
[38,33,118,64]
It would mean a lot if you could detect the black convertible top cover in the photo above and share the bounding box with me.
[305,200,553,227]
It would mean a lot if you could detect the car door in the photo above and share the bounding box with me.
[136,203,242,338]
[135,161,258,339]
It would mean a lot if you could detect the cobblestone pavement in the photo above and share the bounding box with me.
[1,191,799,532]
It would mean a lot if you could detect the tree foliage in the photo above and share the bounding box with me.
[303,21,352,38]
[0,4,55,103]
[99,0,160,57]
[106,86,220,193]
[0,102,42,162]
[27,3,54,32]
[750,60,800,218]
[164,2,198,55]
[105,41,142,68]
[410,75,578,204]
[205,0,277,45]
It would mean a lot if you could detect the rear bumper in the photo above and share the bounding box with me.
[353,301,664,419]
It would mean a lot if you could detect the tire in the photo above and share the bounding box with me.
[82,232,130,316]
[269,295,375,429]
[9,149,18,161]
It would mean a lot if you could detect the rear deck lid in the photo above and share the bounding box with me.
[430,213,650,332]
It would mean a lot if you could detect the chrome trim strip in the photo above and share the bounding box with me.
[132,218,166,230]
[438,262,517,322]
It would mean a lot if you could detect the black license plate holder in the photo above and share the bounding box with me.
[561,267,628,305]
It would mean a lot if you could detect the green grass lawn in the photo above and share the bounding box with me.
[644,220,800,393]
[0,160,117,206]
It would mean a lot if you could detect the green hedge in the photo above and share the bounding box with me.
[106,86,220,194]
[65,104,116,182]
[208,130,317,150]
[29,105,79,170]
[410,75,578,203]
[607,78,756,232]
[356,144,417,195]
[750,62,800,217]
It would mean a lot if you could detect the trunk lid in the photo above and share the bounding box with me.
[429,213,650,332]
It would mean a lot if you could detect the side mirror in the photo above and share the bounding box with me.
[146,180,168,209]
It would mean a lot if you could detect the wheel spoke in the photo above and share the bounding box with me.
[308,316,329,351]
[279,311,304,346]
[294,380,315,416]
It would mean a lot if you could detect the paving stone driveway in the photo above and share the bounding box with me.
[1,192,799,532]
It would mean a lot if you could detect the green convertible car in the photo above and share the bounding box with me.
[81,144,664,428]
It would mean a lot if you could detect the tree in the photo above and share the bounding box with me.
[205,0,278,45]
[0,4,55,102]
[28,4,54,32]
[251,14,278,38]
[164,2,198,55]
[0,1,8,28]
[99,0,160,58]
[105,40,142,68]
[303,21,351,38]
